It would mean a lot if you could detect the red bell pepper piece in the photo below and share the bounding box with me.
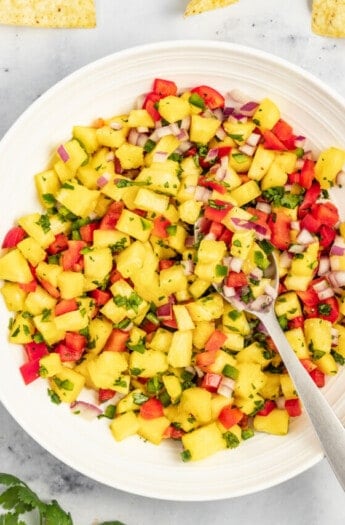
[2,226,26,248]
[61,240,86,271]
[19,280,38,293]
[218,228,233,244]
[257,400,276,416]
[300,358,317,373]
[300,213,321,234]
[246,207,269,224]
[20,359,41,385]
[56,342,84,362]
[162,317,178,330]
[198,176,226,194]
[159,259,175,271]
[272,119,294,142]
[152,215,171,238]
[268,211,291,251]
[297,286,319,307]
[218,406,244,429]
[141,318,159,334]
[204,202,232,223]
[205,330,227,352]
[209,221,224,239]
[298,181,321,218]
[79,222,100,243]
[143,92,162,121]
[309,368,325,388]
[195,350,217,370]
[39,279,60,299]
[24,341,49,361]
[319,224,336,248]
[225,271,248,288]
[262,130,288,151]
[65,332,87,354]
[191,85,225,109]
[311,202,339,228]
[285,398,302,417]
[99,202,124,230]
[55,298,78,316]
[153,78,177,97]
[140,397,164,419]
[98,388,116,403]
[201,372,222,393]
[90,288,112,307]
[109,268,123,284]
[47,233,69,255]
[163,425,186,440]
[287,316,304,329]
[299,159,315,189]
[104,329,130,352]
[288,171,301,184]
[317,297,340,323]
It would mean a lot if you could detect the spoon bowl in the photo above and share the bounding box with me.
[194,224,345,490]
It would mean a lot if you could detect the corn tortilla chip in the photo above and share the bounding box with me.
[0,0,96,28]
[185,0,238,17]
[312,0,345,37]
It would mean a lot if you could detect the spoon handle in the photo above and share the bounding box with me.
[263,310,345,490]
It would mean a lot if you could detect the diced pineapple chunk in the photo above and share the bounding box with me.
[254,408,289,435]
[182,422,226,461]
[110,411,140,441]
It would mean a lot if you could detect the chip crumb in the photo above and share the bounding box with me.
[312,0,345,37]
[185,0,238,17]
[0,0,96,28]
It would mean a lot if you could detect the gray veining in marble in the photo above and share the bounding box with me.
[0,0,345,523]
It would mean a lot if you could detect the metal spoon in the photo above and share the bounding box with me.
[195,227,345,489]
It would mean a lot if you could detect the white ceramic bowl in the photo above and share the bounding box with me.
[1,40,345,501]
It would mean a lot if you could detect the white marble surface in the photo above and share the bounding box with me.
[0,0,345,523]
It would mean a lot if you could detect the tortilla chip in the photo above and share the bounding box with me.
[312,0,345,37]
[185,0,238,17]
[0,0,96,28]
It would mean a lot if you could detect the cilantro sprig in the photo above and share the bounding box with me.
[0,473,126,525]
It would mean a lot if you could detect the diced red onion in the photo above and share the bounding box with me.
[296,229,315,245]
[194,366,205,378]
[239,144,255,157]
[205,148,219,163]
[137,133,149,148]
[229,257,244,273]
[223,285,236,298]
[181,259,194,276]
[105,151,115,161]
[97,172,111,188]
[215,127,227,140]
[313,279,329,293]
[250,267,264,280]
[153,151,169,163]
[180,116,191,130]
[290,221,301,232]
[279,251,293,269]
[317,287,334,300]
[289,244,306,254]
[336,170,345,187]
[231,217,270,240]
[70,401,102,420]
[217,376,235,398]
[264,284,278,299]
[330,245,345,256]
[239,101,259,116]
[57,144,70,162]
[223,106,235,117]
[327,271,345,288]
[177,141,193,154]
[155,126,173,139]
[177,129,189,141]
[318,256,330,276]
[275,397,286,409]
[135,93,146,109]
[213,108,224,122]
[229,295,246,311]
[128,129,139,145]
[295,158,305,170]
[294,135,306,148]
[137,126,149,133]
[256,202,271,214]
[157,302,173,320]
[195,186,212,202]
[246,132,261,147]
[110,121,123,131]
[250,294,273,312]
[214,166,227,181]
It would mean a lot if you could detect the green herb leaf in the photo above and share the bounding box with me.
[223,431,240,449]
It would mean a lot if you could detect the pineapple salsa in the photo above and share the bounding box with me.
[1,78,345,462]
